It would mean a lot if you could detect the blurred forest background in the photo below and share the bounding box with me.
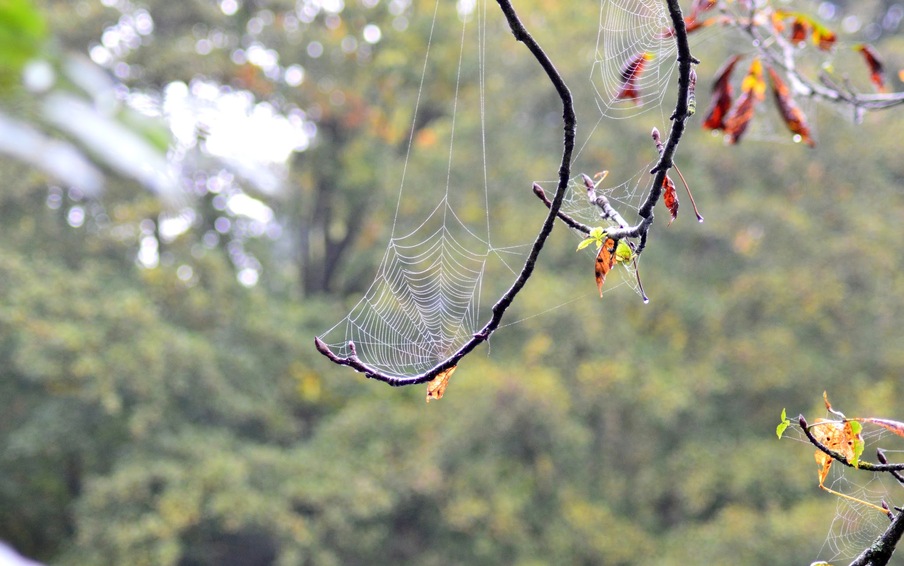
[2,0,904,564]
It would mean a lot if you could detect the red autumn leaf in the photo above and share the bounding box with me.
[855,44,887,92]
[702,55,741,131]
[595,239,617,297]
[767,66,815,147]
[724,58,766,144]
[790,18,809,43]
[616,52,651,102]
[662,174,679,225]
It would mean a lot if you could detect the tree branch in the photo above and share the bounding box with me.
[799,415,904,473]
[315,0,576,386]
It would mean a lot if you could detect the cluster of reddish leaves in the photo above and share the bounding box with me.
[702,56,815,146]
[692,5,892,146]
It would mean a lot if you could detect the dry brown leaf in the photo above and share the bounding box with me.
[426,365,457,403]
[595,239,617,297]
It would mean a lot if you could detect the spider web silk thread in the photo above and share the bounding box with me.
[319,0,512,378]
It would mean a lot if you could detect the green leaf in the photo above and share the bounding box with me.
[776,408,789,439]
[0,0,47,91]
[849,420,864,467]
[576,237,596,251]
[615,240,633,262]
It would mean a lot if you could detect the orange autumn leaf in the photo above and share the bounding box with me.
[595,239,617,297]
[767,66,815,147]
[662,174,679,224]
[616,52,652,102]
[703,55,741,131]
[426,365,457,402]
[724,58,766,144]
[812,417,860,463]
[855,44,888,92]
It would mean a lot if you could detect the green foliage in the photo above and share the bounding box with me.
[0,0,46,90]
[1,1,904,565]
[777,408,790,439]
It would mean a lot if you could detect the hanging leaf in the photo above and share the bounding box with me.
[595,239,617,297]
[812,418,855,461]
[724,58,766,144]
[616,52,652,102]
[426,365,457,403]
[767,66,815,147]
[855,44,887,92]
[614,240,634,263]
[702,55,741,131]
[662,175,679,224]
[855,417,904,439]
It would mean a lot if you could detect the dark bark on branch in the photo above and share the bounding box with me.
[797,415,904,566]
[551,0,695,259]
[315,0,576,386]
[800,415,904,473]
[849,507,904,566]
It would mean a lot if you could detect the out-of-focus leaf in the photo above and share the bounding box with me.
[426,365,457,402]
[776,11,836,51]
[42,92,180,201]
[0,0,47,91]
[812,24,836,51]
[767,66,815,147]
[616,52,652,103]
[690,0,717,17]
[0,110,103,194]
[702,55,741,131]
[855,44,887,93]
[724,58,766,144]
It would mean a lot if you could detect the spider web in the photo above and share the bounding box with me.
[784,419,901,563]
[318,0,688,378]
[592,0,679,119]
[818,467,896,563]
[317,0,528,377]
